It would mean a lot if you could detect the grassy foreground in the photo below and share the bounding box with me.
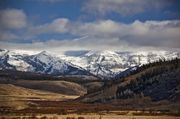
[0,113,179,119]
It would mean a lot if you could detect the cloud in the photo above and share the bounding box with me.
[124,20,180,48]
[28,18,69,35]
[70,20,121,37]
[0,30,19,40]
[1,18,179,51]
[70,20,180,49]
[1,19,180,52]
[0,8,179,51]
[82,0,171,16]
[0,9,27,29]
[0,37,132,53]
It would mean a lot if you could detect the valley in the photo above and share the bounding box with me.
[0,59,180,119]
[1,0,180,118]
[0,50,180,118]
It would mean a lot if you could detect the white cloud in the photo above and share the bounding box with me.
[68,19,180,48]
[1,19,180,52]
[42,19,179,50]
[82,0,170,16]
[0,9,27,29]
[0,8,179,51]
[70,20,121,37]
[0,37,132,52]
[28,18,69,35]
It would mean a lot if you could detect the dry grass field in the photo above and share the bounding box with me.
[0,84,79,110]
[0,85,179,119]
[0,113,179,119]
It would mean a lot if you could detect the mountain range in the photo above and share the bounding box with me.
[0,49,179,79]
[0,51,180,114]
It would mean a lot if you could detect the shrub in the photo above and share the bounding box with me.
[78,117,85,119]
[66,117,75,119]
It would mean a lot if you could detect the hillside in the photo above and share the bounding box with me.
[0,83,80,110]
[81,58,180,108]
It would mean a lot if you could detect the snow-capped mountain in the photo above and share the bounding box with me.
[60,50,180,78]
[60,51,126,78]
[0,49,179,79]
[0,49,91,76]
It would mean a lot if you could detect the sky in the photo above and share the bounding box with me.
[0,0,180,52]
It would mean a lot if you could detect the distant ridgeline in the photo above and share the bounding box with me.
[0,49,180,80]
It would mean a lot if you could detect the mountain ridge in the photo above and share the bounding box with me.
[0,49,179,79]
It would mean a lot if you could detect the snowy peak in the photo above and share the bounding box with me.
[81,51,123,78]
[60,50,180,79]
[0,49,92,76]
[0,49,179,79]
[36,51,52,57]
[31,51,56,65]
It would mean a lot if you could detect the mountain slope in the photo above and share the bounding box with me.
[0,50,92,76]
[0,49,180,79]
[61,50,180,78]
[80,58,180,103]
